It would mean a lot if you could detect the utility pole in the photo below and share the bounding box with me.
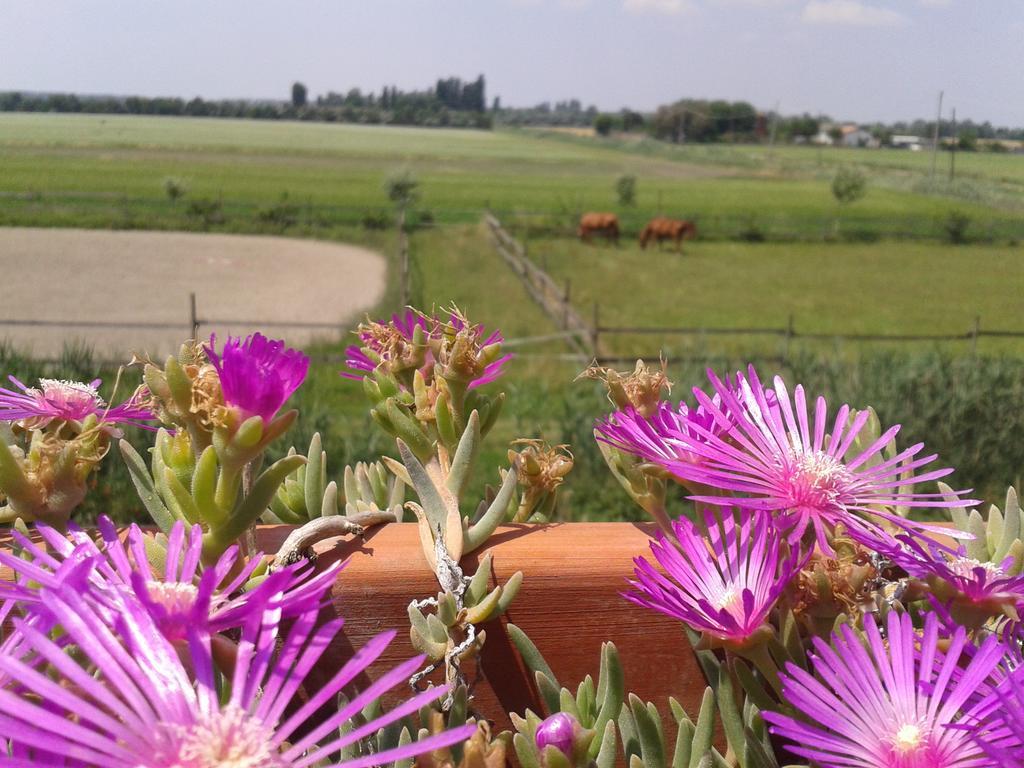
[930,90,943,180]
[768,101,780,153]
[949,107,957,182]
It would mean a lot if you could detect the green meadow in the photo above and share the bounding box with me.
[1,113,1022,241]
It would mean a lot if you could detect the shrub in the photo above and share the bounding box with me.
[185,197,224,227]
[361,210,390,230]
[737,216,766,242]
[256,195,299,229]
[943,210,972,244]
[412,208,435,229]
[162,177,187,203]
[831,166,867,206]
[615,174,637,207]
[384,170,419,208]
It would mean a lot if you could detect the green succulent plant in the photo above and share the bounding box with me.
[120,428,303,563]
[266,432,406,524]
[945,483,1023,569]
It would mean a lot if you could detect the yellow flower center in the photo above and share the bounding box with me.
[161,706,283,768]
[146,581,200,614]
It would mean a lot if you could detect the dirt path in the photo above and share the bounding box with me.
[0,228,386,359]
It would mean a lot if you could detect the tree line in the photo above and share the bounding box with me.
[3,83,1022,144]
[0,75,492,130]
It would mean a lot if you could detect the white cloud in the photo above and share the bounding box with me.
[919,0,952,6]
[623,0,696,15]
[801,0,908,26]
[712,0,798,6]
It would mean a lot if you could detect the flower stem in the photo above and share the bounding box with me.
[736,642,784,698]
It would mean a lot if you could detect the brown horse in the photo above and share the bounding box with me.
[577,212,620,245]
[639,217,698,252]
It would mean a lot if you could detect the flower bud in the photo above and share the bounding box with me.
[535,713,578,757]
[577,359,672,419]
[508,440,573,522]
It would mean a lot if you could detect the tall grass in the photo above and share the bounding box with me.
[1,347,1019,525]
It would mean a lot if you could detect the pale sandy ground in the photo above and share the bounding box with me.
[0,228,386,360]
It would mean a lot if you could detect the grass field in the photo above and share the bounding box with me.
[2,114,1023,242]
[535,238,1024,357]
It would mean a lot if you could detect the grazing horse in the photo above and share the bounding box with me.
[639,217,698,252]
[577,212,620,245]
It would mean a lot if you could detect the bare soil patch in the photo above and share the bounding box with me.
[0,228,386,359]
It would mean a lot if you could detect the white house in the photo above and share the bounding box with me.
[812,122,880,148]
[841,125,878,148]
[891,134,925,151]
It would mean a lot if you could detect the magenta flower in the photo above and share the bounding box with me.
[883,534,1024,614]
[0,376,154,429]
[626,509,806,645]
[656,366,971,553]
[341,309,511,389]
[596,396,730,470]
[965,666,1024,764]
[0,516,337,642]
[535,713,579,757]
[764,611,1014,767]
[0,571,476,767]
[206,332,309,422]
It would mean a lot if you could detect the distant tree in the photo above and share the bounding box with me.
[957,130,978,151]
[594,114,614,137]
[795,115,820,141]
[828,126,843,145]
[831,166,866,238]
[291,82,307,108]
[615,174,637,207]
[163,177,187,203]
[832,166,866,206]
[345,88,365,107]
[492,95,501,112]
[385,170,420,209]
[871,125,893,146]
[620,109,644,133]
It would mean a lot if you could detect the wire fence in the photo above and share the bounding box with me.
[5,187,1024,243]
[0,292,358,367]
[484,214,1024,365]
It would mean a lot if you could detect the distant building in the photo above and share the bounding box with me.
[812,122,879,148]
[891,135,925,151]
[840,124,879,148]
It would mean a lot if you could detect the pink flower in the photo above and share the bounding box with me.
[883,534,1024,613]
[0,516,337,643]
[764,611,1015,767]
[206,333,308,423]
[0,376,154,429]
[0,563,475,767]
[658,365,972,554]
[596,396,730,470]
[626,508,806,645]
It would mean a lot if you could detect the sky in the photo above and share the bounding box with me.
[1,0,1021,126]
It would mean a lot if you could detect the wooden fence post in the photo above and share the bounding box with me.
[563,279,571,330]
[784,313,794,363]
[398,207,410,308]
[189,292,199,339]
